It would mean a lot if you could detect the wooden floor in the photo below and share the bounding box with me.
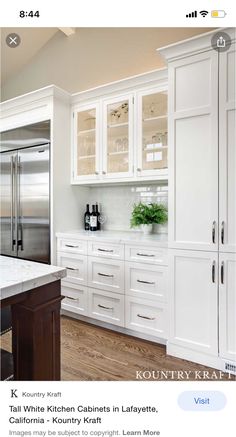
[1,315,234,381]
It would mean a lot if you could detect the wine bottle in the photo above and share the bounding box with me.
[96,203,101,230]
[84,204,90,231]
[90,205,97,231]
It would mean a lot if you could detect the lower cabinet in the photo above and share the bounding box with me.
[125,296,167,338]
[61,282,88,316]
[168,249,218,356]
[219,252,236,363]
[88,288,124,326]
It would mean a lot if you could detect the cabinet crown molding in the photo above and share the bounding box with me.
[158,27,236,62]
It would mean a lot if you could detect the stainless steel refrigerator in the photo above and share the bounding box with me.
[0,121,50,264]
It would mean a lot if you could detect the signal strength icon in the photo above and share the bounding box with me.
[186,10,197,18]
[199,10,209,17]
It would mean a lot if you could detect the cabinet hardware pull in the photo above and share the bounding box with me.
[66,297,79,301]
[98,248,114,253]
[137,253,155,257]
[137,168,141,172]
[137,279,155,285]
[137,314,155,320]
[65,244,79,248]
[98,272,114,277]
[66,267,78,271]
[221,221,225,244]
[98,304,113,310]
[221,261,224,284]
[212,261,216,283]
[212,221,217,244]
[102,171,106,175]
[95,171,99,175]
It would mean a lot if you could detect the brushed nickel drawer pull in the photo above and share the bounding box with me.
[66,266,79,271]
[212,261,216,283]
[212,221,217,244]
[98,304,114,310]
[98,272,114,277]
[66,296,79,301]
[221,261,224,284]
[65,244,79,248]
[98,248,114,253]
[137,253,155,257]
[137,314,155,320]
[137,279,155,285]
[221,221,225,245]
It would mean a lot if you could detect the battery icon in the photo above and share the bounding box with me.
[211,10,227,18]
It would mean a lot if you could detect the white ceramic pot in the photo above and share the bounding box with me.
[140,224,153,234]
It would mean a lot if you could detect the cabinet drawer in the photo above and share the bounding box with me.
[125,245,168,265]
[88,288,124,326]
[125,262,167,301]
[125,296,167,338]
[57,252,87,286]
[57,238,87,255]
[88,257,124,294]
[61,283,88,316]
[88,241,124,259]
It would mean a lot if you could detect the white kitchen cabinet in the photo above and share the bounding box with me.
[219,44,236,253]
[102,93,134,179]
[57,252,87,286]
[61,283,88,316]
[72,102,100,182]
[88,240,124,260]
[125,262,167,301]
[219,253,236,363]
[167,50,219,252]
[136,87,168,178]
[88,288,124,326]
[168,249,218,356]
[88,256,124,294]
[125,244,168,265]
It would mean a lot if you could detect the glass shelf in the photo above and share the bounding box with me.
[78,154,96,160]
[78,128,96,135]
[107,122,129,129]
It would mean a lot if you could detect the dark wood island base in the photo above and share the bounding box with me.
[1,280,63,381]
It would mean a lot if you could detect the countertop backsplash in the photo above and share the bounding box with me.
[87,183,168,233]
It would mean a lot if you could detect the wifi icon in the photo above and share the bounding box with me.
[199,10,209,17]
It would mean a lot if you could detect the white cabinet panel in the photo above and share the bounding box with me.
[88,256,124,294]
[125,262,167,301]
[219,253,236,362]
[168,50,218,251]
[88,288,124,326]
[125,244,168,265]
[219,45,236,253]
[125,296,167,338]
[169,249,218,355]
[57,252,87,286]
[61,283,88,316]
[57,238,87,255]
[88,241,124,259]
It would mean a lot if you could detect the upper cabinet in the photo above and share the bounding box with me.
[71,70,168,185]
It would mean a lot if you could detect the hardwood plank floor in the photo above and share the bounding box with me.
[1,315,234,381]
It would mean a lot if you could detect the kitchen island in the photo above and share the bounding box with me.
[0,256,66,381]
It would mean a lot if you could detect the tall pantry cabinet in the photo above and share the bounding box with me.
[160,28,236,372]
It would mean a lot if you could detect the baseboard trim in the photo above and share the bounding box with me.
[167,342,223,370]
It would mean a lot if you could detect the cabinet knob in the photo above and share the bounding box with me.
[137,168,141,172]
[102,171,106,175]
[95,171,99,175]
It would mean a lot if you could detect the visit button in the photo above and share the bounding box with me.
[178,391,227,411]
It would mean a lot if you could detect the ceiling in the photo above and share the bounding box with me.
[1,28,59,84]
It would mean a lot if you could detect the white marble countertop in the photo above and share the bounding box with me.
[56,229,168,247]
[0,256,66,301]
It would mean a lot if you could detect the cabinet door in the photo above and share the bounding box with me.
[168,51,219,251]
[219,253,236,362]
[168,249,218,356]
[219,44,236,253]
[136,87,168,178]
[102,94,133,179]
[72,102,100,181]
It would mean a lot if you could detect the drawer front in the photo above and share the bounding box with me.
[125,262,167,301]
[57,252,87,285]
[88,288,124,326]
[125,245,168,265]
[57,238,87,255]
[125,296,167,338]
[88,241,124,259]
[88,257,124,294]
[61,283,88,316]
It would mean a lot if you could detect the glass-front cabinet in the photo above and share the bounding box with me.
[73,102,100,181]
[137,88,168,177]
[102,94,133,179]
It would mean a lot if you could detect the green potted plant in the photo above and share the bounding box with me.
[130,202,168,234]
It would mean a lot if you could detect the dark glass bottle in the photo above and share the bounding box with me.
[84,204,90,231]
[96,203,101,230]
[90,205,98,231]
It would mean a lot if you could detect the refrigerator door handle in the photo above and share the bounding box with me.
[10,156,15,250]
[17,156,23,251]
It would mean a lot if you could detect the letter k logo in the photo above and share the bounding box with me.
[11,389,18,398]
